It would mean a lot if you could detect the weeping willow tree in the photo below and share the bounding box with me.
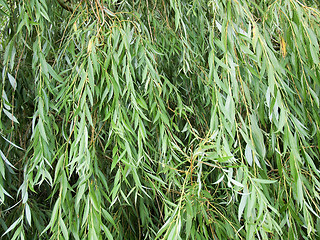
[1,0,320,239]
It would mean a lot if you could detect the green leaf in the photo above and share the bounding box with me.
[252,178,277,184]
[49,200,60,227]
[2,216,22,236]
[7,73,16,90]
[59,217,69,240]
[101,224,114,240]
[0,149,16,169]
[296,177,303,208]
[25,204,32,226]
[38,118,48,143]
[3,109,19,123]
[245,144,253,166]
[1,134,24,150]
[229,178,244,188]
[238,191,248,221]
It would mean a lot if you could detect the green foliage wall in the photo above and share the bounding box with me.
[1,0,320,239]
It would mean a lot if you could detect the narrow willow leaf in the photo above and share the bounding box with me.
[245,144,253,166]
[49,200,60,228]
[104,8,115,16]
[252,178,277,184]
[0,184,13,200]
[38,118,48,143]
[3,109,19,123]
[167,223,178,240]
[101,224,114,240]
[25,204,31,226]
[89,189,100,211]
[0,154,5,178]
[54,154,64,183]
[309,88,319,108]
[0,149,16,169]
[82,196,90,227]
[102,209,117,229]
[238,189,248,221]
[10,225,22,240]
[156,217,173,239]
[1,216,22,236]
[1,135,24,150]
[213,175,224,184]
[2,90,11,110]
[75,184,86,208]
[310,44,319,65]
[229,178,244,188]
[59,217,69,240]
[186,202,193,238]
[47,64,63,82]
[7,72,17,91]
[147,172,166,185]
[297,177,304,208]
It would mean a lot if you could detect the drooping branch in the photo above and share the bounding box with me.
[56,0,74,12]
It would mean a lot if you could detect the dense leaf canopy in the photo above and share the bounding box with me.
[1,0,320,239]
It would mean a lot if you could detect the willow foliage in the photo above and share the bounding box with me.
[1,0,320,239]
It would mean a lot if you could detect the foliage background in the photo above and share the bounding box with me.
[1,0,320,239]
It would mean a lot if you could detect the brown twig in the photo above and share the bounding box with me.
[56,0,74,12]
